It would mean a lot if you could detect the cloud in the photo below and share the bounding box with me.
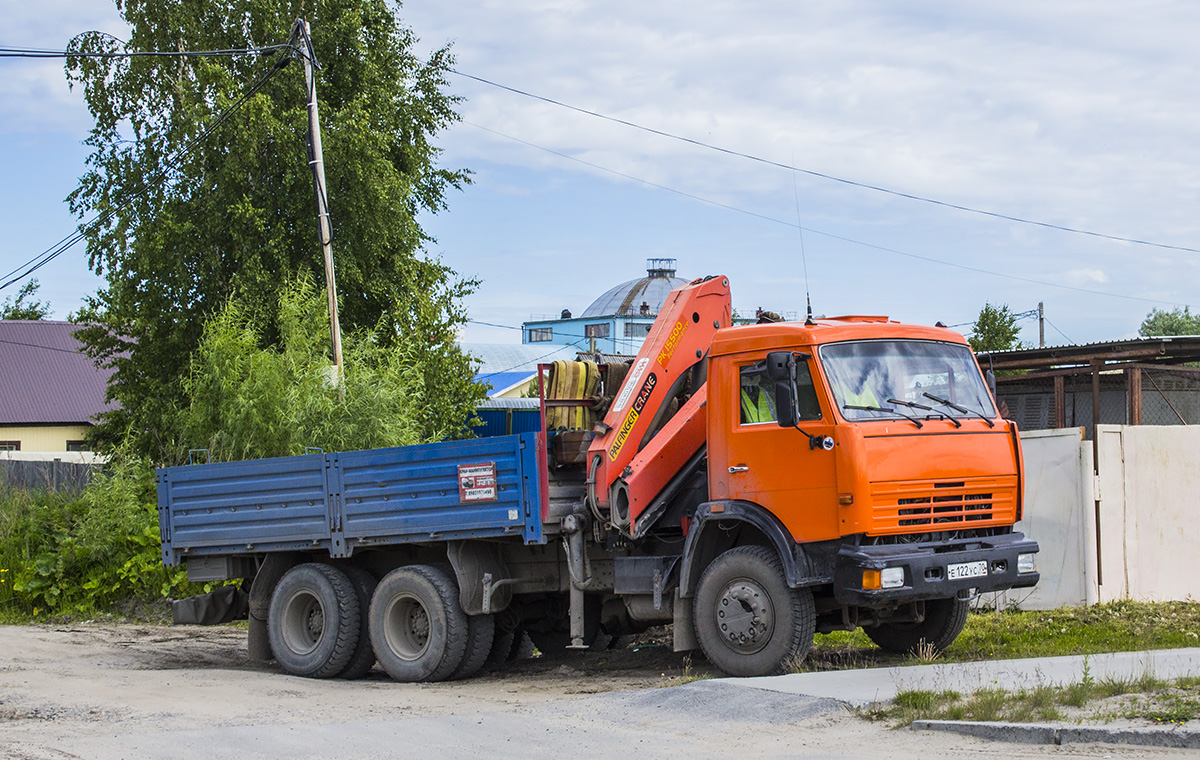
[0,1,128,134]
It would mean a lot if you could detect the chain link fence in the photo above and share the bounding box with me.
[997,367,1200,438]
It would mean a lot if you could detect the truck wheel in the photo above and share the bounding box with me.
[511,629,536,660]
[486,628,516,666]
[864,597,969,654]
[693,546,815,677]
[450,613,495,680]
[268,563,360,678]
[336,566,379,680]
[369,565,468,683]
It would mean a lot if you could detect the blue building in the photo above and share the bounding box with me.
[521,258,687,355]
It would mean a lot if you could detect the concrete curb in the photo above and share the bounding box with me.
[911,719,1200,749]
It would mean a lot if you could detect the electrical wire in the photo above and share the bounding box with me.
[0,39,297,292]
[468,319,523,330]
[0,337,87,355]
[478,338,591,377]
[0,39,297,59]
[451,69,1200,256]
[1044,317,1076,345]
[462,121,1194,311]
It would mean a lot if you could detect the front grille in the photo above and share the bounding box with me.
[896,492,994,526]
[868,477,1016,535]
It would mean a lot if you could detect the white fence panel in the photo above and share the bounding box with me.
[1095,425,1200,603]
[986,428,1091,610]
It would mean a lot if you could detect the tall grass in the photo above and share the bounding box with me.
[0,455,188,621]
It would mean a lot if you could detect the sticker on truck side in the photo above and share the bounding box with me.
[608,373,657,461]
[458,462,498,503]
[656,319,688,368]
[611,357,651,413]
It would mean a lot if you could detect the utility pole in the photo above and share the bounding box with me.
[297,19,344,390]
[1038,301,1045,348]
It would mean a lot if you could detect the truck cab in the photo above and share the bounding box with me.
[655,317,1038,675]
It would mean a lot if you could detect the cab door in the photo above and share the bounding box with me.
[712,353,841,543]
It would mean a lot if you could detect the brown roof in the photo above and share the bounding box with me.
[0,320,116,426]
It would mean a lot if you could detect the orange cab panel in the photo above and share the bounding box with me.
[838,426,1020,536]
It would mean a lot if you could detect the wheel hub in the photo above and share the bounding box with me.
[385,593,433,660]
[716,579,773,654]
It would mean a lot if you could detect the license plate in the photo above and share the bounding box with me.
[947,560,988,580]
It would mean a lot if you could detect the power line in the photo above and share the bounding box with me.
[468,319,523,330]
[1044,317,1076,345]
[0,40,296,292]
[462,121,1193,311]
[478,338,591,376]
[0,337,86,355]
[451,69,1200,256]
[0,43,296,59]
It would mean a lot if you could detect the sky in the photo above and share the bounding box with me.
[3,1,1200,349]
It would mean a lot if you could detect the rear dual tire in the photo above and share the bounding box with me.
[267,563,360,679]
[369,564,472,683]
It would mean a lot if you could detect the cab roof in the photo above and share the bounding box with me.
[709,317,970,358]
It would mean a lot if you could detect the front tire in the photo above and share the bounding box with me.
[864,597,968,654]
[369,565,468,683]
[268,563,360,678]
[693,546,815,677]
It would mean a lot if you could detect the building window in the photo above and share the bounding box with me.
[528,328,553,342]
[585,323,610,339]
[66,440,88,452]
[624,323,652,338]
[0,441,19,451]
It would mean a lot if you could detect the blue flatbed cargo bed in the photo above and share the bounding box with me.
[157,433,546,566]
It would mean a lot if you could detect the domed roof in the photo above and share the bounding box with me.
[581,259,688,318]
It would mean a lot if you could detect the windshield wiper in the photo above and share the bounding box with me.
[922,392,995,428]
[843,404,923,429]
[889,398,961,428]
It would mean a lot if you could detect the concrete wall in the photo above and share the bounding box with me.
[1094,425,1200,603]
[987,424,1200,610]
[985,428,1092,610]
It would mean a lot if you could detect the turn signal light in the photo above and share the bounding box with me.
[862,569,882,590]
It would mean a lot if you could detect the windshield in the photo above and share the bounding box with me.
[819,340,997,422]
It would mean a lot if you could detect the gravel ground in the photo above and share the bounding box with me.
[0,623,1196,760]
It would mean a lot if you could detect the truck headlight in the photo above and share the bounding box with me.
[881,567,905,589]
[1017,553,1037,574]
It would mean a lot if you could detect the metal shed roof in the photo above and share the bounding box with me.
[0,320,116,426]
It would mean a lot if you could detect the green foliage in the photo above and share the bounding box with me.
[1139,307,1200,337]
[968,303,1024,352]
[65,0,477,461]
[0,279,51,320]
[181,275,477,461]
[0,456,189,619]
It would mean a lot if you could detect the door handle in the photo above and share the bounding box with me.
[728,465,749,473]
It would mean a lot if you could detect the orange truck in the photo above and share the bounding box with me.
[158,274,1038,681]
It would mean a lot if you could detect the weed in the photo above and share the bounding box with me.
[1133,694,1199,724]
[912,639,940,664]
[660,655,710,688]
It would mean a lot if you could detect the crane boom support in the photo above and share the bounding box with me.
[587,275,731,531]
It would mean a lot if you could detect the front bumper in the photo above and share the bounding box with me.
[833,532,1039,607]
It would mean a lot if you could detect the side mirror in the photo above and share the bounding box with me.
[765,351,794,381]
[775,380,798,428]
[985,369,997,399]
